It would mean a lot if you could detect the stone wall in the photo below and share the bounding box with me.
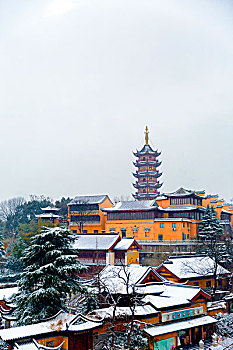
[139,241,200,266]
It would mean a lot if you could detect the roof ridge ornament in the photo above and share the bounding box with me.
[145,125,149,145]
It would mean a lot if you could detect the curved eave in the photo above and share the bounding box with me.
[133,160,162,166]
[133,171,163,178]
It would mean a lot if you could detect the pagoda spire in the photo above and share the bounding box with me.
[145,125,149,145]
[132,127,163,200]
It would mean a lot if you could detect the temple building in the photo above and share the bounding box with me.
[133,126,162,200]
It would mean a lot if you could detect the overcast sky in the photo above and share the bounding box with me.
[0,0,233,202]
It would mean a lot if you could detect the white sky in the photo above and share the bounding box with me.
[0,0,233,202]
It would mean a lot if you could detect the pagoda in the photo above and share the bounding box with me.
[132,126,162,200]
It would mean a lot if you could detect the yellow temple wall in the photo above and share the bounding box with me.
[105,219,198,241]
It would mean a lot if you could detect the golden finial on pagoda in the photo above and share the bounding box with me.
[145,125,149,145]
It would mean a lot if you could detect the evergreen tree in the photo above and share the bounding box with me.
[0,230,5,258]
[13,226,86,325]
[81,293,99,315]
[198,205,231,297]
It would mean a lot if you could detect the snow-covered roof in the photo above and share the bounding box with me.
[135,283,165,295]
[98,265,159,294]
[0,311,102,341]
[163,187,204,198]
[68,195,110,205]
[143,295,191,309]
[221,209,233,215]
[68,314,103,332]
[154,218,192,222]
[41,206,60,212]
[158,256,230,279]
[0,311,74,341]
[35,213,61,218]
[142,282,208,309]
[160,206,206,212]
[161,282,207,300]
[144,315,216,337]
[155,195,167,200]
[102,200,157,212]
[72,234,120,250]
[113,238,140,251]
[88,305,157,320]
[13,339,64,350]
[0,286,18,300]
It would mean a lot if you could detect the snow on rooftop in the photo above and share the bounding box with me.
[143,294,191,309]
[69,195,109,205]
[0,286,18,300]
[41,206,60,211]
[154,218,192,222]
[161,283,204,300]
[160,206,205,211]
[144,315,216,337]
[35,213,61,218]
[72,234,120,250]
[89,304,157,320]
[160,256,230,279]
[113,238,137,251]
[0,311,74,341]
[13,339,64,350]
[102,200,157,212]
[99,265,155,294]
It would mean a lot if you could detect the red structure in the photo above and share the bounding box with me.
[133,126,162,200]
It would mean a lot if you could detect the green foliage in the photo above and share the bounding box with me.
[197,206,232,296]
[55,197,71,218]
[215,313,233,336]
[198,206,230,264]
[82,293,99,315]
[2,197,53,240]
[5,254,23,273]
[107,323,148,350]
[13,226,86,325]
[0,339,8,350]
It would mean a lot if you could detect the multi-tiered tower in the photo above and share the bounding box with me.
[132,126,162,200]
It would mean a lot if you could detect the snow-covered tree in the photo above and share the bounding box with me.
[82,293,99,315]
[198,206,231,297]
[113,323,148,350]
[13,226,86,325]
[215,313,233,337]
[0,339,8,350]
[0,230,5,258]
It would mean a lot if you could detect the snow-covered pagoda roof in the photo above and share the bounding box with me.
[134,144,161,156]
[68,195,111,205]
[72,234,120,251]
[163,187,204,198]
[157,255,230,280]
[102,200,158,212]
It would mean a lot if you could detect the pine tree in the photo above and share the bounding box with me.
[0,230,5,258]
[13,226,86,325]
[198,205,230,297]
